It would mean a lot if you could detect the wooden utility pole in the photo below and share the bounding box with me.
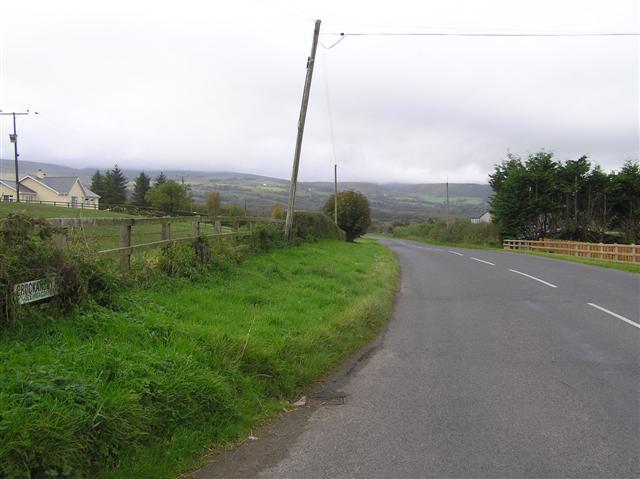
[284,19,321,240]
[334,163,338,225]
[446,179,450,228]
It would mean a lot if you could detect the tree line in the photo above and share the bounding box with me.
[90,167,193,213]
[489,151,640,243]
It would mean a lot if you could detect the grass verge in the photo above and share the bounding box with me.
[506,249,640,274]
[0,239,398,479]
[379,234,639,274]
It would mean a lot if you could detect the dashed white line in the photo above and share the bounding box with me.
[434,249,443,252]
[508,269,557,288]
[470,257,495,266]
[587,303,640,329]
[448,251,464,256]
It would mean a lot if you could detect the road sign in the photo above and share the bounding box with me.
[13,276,57,304]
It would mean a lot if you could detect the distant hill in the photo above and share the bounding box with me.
[0,159,492,223]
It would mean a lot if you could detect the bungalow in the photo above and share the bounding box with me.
[470,211,492,224]
[18,169,100,208]
[0,179,37,203]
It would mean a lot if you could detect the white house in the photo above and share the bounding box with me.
[471,212,492,224]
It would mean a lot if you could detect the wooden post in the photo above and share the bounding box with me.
[614,244,619,262]
[119,221,132,271]
[162,222,171,241]
[192,218,200,237]
[284,19,321,240]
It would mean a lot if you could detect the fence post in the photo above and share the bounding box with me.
[162,221,171,241]
[119,220,132,271]
[192,217,200,237]
[614,244,619,263]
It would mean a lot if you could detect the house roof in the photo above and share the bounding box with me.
[37,177,80,194]
[0,180,37,195]
[23,176,100,198]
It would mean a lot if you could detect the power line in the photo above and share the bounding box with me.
[324,31,639,37]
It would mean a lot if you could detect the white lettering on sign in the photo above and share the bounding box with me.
[13,276,57,305]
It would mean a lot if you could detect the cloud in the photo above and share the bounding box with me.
[0,0,637,183]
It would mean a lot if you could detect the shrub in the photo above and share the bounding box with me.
[0,213,119,324]
[393,218,500,246]
[322,191,371,242]
[292,212,344,241]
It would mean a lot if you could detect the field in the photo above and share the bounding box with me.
[0,202,131,219]
[0,239,399,479]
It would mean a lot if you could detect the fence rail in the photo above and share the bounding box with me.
[503,239,639,265]
[41,215,280,271]
[1,198,99,209]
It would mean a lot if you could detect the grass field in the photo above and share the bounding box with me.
[0,239,399,479]
[0,202,132,219]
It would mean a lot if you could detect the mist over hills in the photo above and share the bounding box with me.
[0,159,491,222]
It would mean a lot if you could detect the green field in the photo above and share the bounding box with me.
[0,202,131,219]
[0,239,399,479]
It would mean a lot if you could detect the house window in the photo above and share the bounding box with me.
[2,195,13,202]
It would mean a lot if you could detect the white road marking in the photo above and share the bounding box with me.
[434,249,443,252]
[470,257,495,266]
[508,269,557,288]
[448,251,464,256]
[587,303,640,330]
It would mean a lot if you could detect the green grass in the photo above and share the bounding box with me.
[0,202,132,219]
[506,249,640,274]
[381,232,640,274]
[0,239,399,479]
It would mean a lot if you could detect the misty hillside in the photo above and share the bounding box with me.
[0,159,492,222]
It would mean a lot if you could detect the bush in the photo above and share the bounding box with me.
[393,218,500,246]
[292,212,344,241]
[322,191,371,242]
[0,213,119,324]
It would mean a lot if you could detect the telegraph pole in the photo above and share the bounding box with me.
[284,19,321,240]
[0,110,37,203]
[334,163,338,226]
[446,178,450,228]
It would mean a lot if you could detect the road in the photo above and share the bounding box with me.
[196,239,639,479]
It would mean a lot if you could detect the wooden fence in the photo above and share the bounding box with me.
[503,239,639,265]
[45,215,282,271]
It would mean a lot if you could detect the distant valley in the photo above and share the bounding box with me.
[0,159,491,223]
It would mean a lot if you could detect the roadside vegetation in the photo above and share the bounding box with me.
[0,209,397,478]
[490,152,640,243]
[390,218,500,248]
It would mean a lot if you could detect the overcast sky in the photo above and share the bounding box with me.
[0,0,637,183]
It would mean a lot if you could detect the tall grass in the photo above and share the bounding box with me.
[392,219,500,247]
[0,239,398,478]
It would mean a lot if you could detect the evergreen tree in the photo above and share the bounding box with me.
[132,172,151,206]
[154,172,167,187]
[90,170,106,199]
[102,165,128,206]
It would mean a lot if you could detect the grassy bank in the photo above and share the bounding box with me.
[391,219,500,248]
[0,239,398,478]
[506,249,640,274]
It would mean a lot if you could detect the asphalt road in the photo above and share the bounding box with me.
[198,239,640,479]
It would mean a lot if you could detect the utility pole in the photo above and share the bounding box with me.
[334,163,338,226]
[446,178,450,228]
[284,19,321,240]
[0,110,37,203]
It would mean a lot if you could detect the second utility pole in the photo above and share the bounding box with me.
[284,19,321,240]
[334,163,338,226]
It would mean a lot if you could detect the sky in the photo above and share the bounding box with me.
[0,0,638,183]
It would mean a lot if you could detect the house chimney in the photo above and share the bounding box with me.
[36,169,46,179]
